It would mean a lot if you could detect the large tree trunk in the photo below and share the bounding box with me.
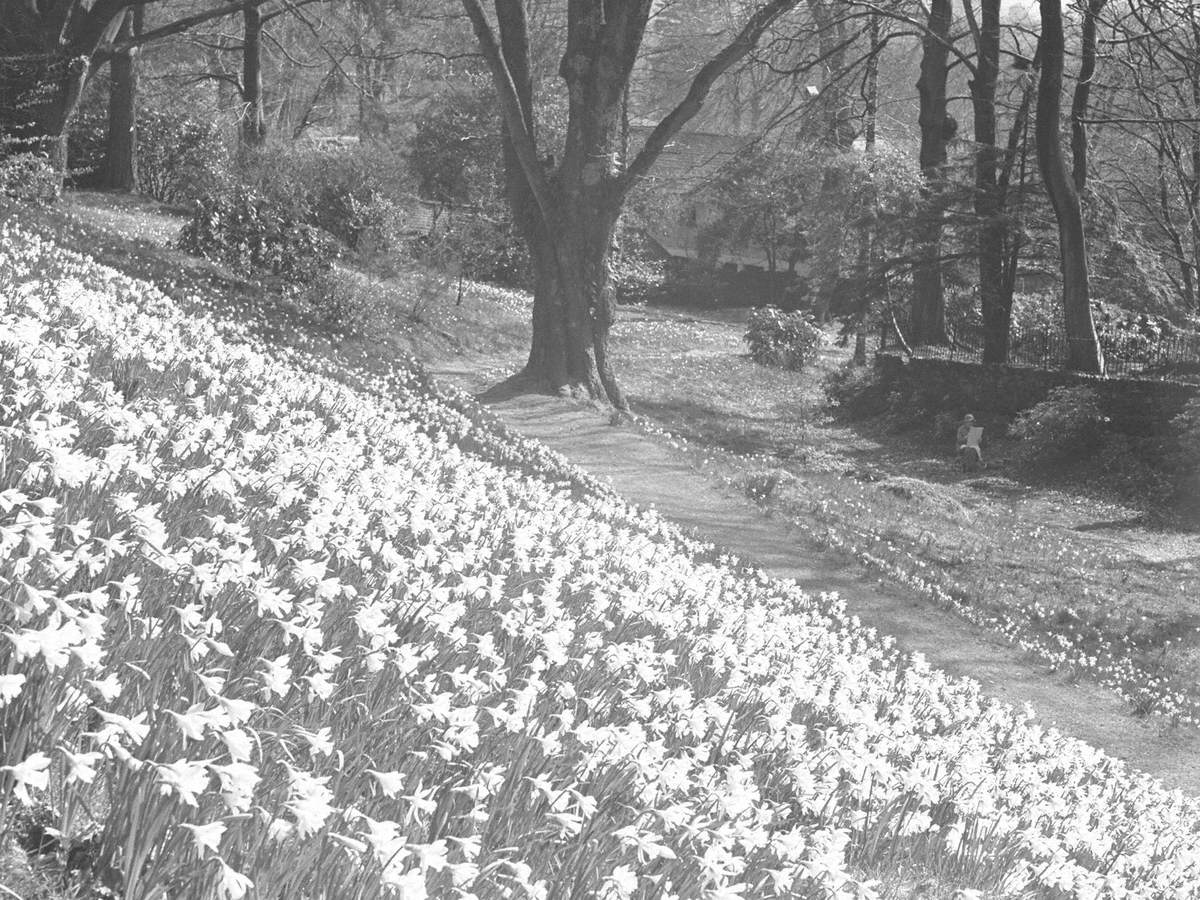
[912,0,953,346]
[240,2,266,151]
[1037,0,1103,373]
[465,0,799,408]
[970,0,1008,363]
[489,0,596,397]
[104,9,140,190]
[807,0,854,323]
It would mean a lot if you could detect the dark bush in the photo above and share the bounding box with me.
[178,188,338,285]
[824,362,887,417]
[68,107,227,202]
[231,142,416,257]
[1009,386,1108,463]
[1169,398,1200,514]
[745,306,824,370]
[611,222,667,304]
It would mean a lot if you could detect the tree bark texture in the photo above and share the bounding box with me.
[240,3,267,151]
[997,55,1038,315]
[807,0,855,323]
[104,9,140,190]
[970,0,1008,363]
[1070,0,1106,193]
[911,0,953,345]
[1036,0,1104,373]
[852,11,881,366]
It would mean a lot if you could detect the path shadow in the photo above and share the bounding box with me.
[474,372,547,405]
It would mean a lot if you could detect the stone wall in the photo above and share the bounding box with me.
[874,353,1200,435]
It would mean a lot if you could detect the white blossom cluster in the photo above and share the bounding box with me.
[3,224,1200,899]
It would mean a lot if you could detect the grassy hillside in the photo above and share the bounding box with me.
[3,224,1200,898]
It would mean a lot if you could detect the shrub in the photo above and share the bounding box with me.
[65,106,107,187]
[68,107,228,202]
[745,306,824,370]
[0,152,60,204]
[406,212,531,289]
[740,468,790,502]
[611,222,667,304]
[137,109,228,203]
[230,142,418,260]
[1093,432,1173,503]
[823,362,886,417]
[1009,386,1108,463]
[178,188,337,285]
[299,267,454,336]
[293,147,411,248]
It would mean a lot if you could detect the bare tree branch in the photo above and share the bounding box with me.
[621,0,802,192]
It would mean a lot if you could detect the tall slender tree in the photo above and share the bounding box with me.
[1036,0,1103,373]
[911,0,953,345]
[240,1,267,150]
[103,6,142,190]
[966,0,1007,362]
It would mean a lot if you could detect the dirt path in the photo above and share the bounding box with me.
[434,370,1200,795]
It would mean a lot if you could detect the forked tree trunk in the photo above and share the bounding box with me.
[104,9,140,190]
[465,0,800,408]
[1036,0,1103,373]
[970,0,1008,363]
[912,0,953,346]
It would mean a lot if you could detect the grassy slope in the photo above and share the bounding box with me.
[18,193,1200,723]
[3,194,1200,896]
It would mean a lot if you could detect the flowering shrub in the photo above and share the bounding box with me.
[4,226,1200,898]
[745,307,824,371]
[178,188,338,286]
[0,152,61,205]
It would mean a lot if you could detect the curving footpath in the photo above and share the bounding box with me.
[453,383,1200,796]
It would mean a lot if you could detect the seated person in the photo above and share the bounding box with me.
[956,414,984,470]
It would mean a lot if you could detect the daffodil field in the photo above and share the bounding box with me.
[3,223,1200,900]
